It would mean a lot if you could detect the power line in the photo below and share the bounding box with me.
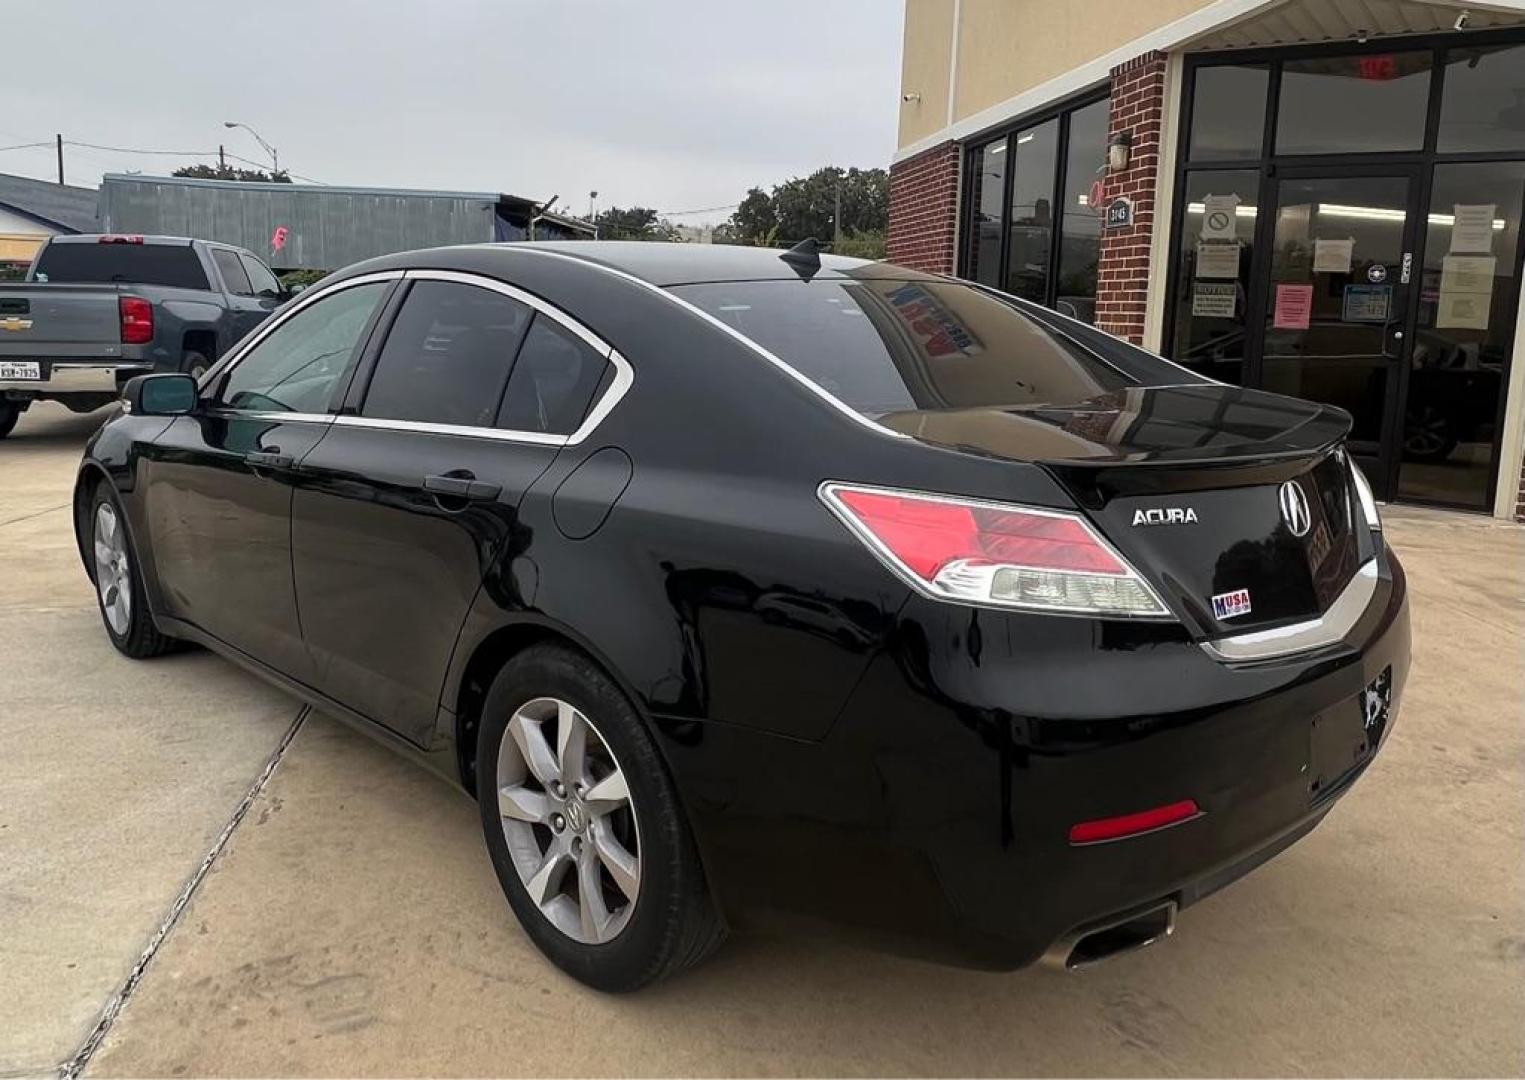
[656,202,738,217]
[0,140,52,153]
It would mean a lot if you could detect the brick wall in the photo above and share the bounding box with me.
[887,141,961,274]
[1095,51,1167,345]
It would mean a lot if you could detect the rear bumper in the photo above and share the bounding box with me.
[668,541,1410,969]
[1,362,151,397]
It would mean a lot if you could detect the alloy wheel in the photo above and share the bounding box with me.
[94,502,132,636]
[496,696,641,944]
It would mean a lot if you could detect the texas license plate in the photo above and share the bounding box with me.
[0,361,40,380]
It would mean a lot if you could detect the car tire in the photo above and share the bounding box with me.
[0,401,19,439]
[475,643,725,992]
[180,350,211,381]
[89,484,178,659]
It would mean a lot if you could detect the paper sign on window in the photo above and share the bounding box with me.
[1449,204,1496,254]
[1201,195,1239,242]
[1195,241,1240,279]
[1192,282,1237,318]
[1313,238,1354,274]
[1273,284,1313,330]
[1436,254,1496,330]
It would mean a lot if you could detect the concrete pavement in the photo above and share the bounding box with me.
[1,402,1521,1077]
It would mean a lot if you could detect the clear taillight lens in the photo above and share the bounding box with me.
[1348,457,1381,531]
[820,483,1171,618]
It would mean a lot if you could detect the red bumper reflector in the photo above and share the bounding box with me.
[1069,799,1201,845]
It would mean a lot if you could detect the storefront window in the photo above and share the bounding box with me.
[1055,99,1108,323]
[1005,119,1059,303]
[1437,44,1525,153]
[1276,52,1432,154]
[1400,161,1525,508]
[1169,170,1259,383]
[966,140,1006,286]
[1189,65,1269,160]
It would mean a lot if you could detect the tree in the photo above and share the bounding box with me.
[594,205,679,242]
[723,166,888,252]
[172,163,291,183]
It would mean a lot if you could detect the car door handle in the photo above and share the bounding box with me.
[245,450,294,470]
[423,473,501,501]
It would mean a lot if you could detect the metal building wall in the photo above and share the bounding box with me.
[98,175,498,270]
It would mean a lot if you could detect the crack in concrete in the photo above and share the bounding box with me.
[0,503,71,529]
[55,705,311,1080]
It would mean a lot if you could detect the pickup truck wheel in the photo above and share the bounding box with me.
[180,351,211,380]
[91,486,177,659]
[0,401,18,439]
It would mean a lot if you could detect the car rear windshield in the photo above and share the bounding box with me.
[32,243,209,290]
[671,279,1139,415]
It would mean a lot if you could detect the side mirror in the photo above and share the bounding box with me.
[123,373,198,416]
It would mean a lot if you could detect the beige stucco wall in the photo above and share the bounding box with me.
[897,0,1216,150]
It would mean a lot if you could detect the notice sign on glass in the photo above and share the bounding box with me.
[1273,284,1313,330]
[1341,284,1391,323]
[1192,282,1237,318]
[1437,254,1496,330]
[1195,241,1241,279]
[1449,204,1496,254]
[1313,238,1355,274]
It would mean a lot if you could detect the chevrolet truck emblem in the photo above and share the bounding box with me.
[0,316,33,331]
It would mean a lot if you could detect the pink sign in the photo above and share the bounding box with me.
[1273,284,1313,330]
[270,225,289,254]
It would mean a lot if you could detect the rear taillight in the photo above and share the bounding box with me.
[820,483,1171,618]
[119,296,153,345]
[1069,799,1201,845]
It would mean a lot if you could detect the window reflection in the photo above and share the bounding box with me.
[1277,52,1431,154]
[1004,119,1058,303]
[967,140,1006,286]
[1056,99,1109,324]
[1170,170,1259,383]
[1189,65,1269,160]
[1438,44,1525,153]
[1400,161,1525,508]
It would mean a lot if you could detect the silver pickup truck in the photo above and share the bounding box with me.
[0,234,289,438]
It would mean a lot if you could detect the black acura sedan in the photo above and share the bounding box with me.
[76,241,1408,991]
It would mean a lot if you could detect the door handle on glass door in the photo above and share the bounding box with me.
[424,473,502,502]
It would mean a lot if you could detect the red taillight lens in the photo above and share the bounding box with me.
[821,483,1169,618]
[119,296,153,344]
[1069,799,1201,845]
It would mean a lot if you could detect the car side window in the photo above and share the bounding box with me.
[360,280,533,428]
[240,254,282,297]
[220,282,388,414]
[211,248,253,296]
[496,315,610,436]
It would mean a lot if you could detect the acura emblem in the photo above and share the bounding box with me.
[1279,480,1312,537]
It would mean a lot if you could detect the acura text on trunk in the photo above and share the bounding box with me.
[75,242,1409,991]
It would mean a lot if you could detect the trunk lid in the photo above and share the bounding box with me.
[878,384,1364,637]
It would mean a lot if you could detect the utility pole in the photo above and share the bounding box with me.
[833,182,842,245]
[55,134,63,185]
[219,145,226,171]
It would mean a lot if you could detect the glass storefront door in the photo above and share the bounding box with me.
[1257,170,1423,493]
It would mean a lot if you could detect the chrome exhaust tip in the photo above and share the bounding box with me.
[1042,899,1178,972]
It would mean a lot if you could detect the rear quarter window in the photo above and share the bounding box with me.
[32,243,209,290]
[672,278,1155,415]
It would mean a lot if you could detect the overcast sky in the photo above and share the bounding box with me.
[4,0,904,225]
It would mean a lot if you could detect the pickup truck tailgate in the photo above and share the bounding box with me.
[0,285,124,360]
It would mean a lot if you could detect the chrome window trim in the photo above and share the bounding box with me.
[331,414,568,446]
[213,266,634,447]
[506,245,912,440]
[211,270,406,381]
[1200,559,1379,663]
